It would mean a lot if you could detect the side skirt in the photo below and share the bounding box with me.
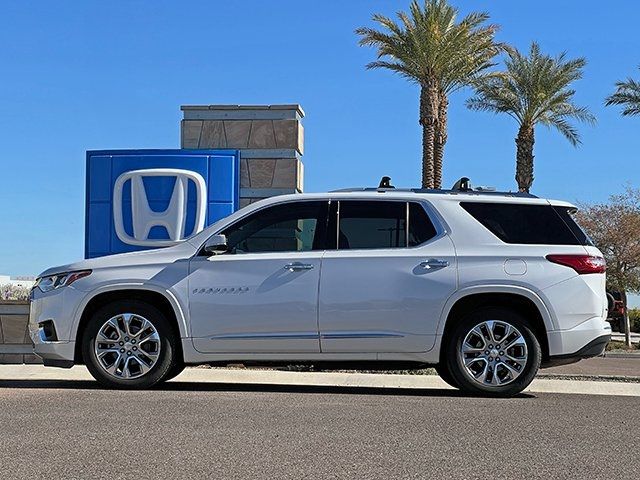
[180,339,440,366]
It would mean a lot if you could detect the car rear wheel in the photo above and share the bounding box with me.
[82,300,177,389]
[165,361,186,381]
[444,308,541,397]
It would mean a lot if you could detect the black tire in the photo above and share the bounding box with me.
[435,363,460,389]
[164,361,186,382]
[82,300,178,389]
[444,307,541,397]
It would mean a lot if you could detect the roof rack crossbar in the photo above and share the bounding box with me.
[329,187,537,198]
[331,176,537,198]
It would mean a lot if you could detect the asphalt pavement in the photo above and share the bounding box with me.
[1,377,639,480]
[541,355,640,377]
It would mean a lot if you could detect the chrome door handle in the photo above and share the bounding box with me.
[420,259,449,270]
[284,262,314,272]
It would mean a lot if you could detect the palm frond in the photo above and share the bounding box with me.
[606,72,640,116]
[540,116,581,146]
[355,0,501,89]
[366,60,420,84]
[468,41,593,146]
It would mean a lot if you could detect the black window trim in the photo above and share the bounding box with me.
[459,200,591,246]
[196,198,331,256]
[196,197,447,256]
[331,198,445,252]
[552,205,594,247]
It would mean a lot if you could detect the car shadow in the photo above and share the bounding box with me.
[0,379,535,399]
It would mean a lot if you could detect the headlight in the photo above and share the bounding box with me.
[34,270,92,293]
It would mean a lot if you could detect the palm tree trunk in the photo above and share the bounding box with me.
[515,123,535,192]
[420,83,438,189]
[433,90,448,189]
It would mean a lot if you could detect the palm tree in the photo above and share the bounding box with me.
[467,43,596,192]
[606,68,640,116]
[356,0,501,189]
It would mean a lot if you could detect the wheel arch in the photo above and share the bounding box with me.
[73,285,187,364]
[439,286,553,362]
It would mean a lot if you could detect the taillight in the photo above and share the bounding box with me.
[546,254,606,274]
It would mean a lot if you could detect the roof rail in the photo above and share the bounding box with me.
[329,187,538,198]
[330,176,538,198]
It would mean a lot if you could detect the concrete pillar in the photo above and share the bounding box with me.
[180,105,304,208]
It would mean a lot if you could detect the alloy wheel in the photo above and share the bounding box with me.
[94,313,161,379]
[458,320,528,387]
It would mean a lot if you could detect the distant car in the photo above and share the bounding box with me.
[606,290,625,332]
[29,182,611,397]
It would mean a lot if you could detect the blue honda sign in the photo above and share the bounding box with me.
[85,149,240,258]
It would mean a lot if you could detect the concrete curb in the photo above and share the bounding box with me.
[536,372,640,383]
[1,365,640,397]
[604,351,640,358]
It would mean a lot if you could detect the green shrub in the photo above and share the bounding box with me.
[606,340,640,351]
[629,308,640,333]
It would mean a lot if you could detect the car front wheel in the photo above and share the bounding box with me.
[444,308,541,397]
[435,363,459,389]
[82,300,177,389]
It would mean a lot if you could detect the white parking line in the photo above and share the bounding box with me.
[1,365,639,397]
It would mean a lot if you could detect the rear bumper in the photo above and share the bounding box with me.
[546,315,611,355]
[542,334,611,368]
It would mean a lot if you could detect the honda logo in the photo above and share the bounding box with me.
[113,168,207,247]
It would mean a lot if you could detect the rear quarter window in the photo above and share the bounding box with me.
[460,202,592,246]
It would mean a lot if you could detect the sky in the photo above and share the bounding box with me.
[1,0,639,294]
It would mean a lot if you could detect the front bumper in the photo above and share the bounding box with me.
[29,287,82,368]
[32,339,76,368]
[30,316,76,367]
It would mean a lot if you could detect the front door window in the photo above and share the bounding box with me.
[222,201,328,253]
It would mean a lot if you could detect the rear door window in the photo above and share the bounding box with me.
[460,202,592,246]
[334,201,438,250]
[338,201,407,249]
[409,202,438,246]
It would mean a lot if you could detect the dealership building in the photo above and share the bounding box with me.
[181,104,304,207]
[0,104,307,363]
[85,104,305,258]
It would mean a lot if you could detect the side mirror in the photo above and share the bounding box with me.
[204,234,228,255]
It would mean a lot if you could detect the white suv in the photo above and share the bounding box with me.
[30,185,611,397]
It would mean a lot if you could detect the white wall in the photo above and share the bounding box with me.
[0,275,35,289]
